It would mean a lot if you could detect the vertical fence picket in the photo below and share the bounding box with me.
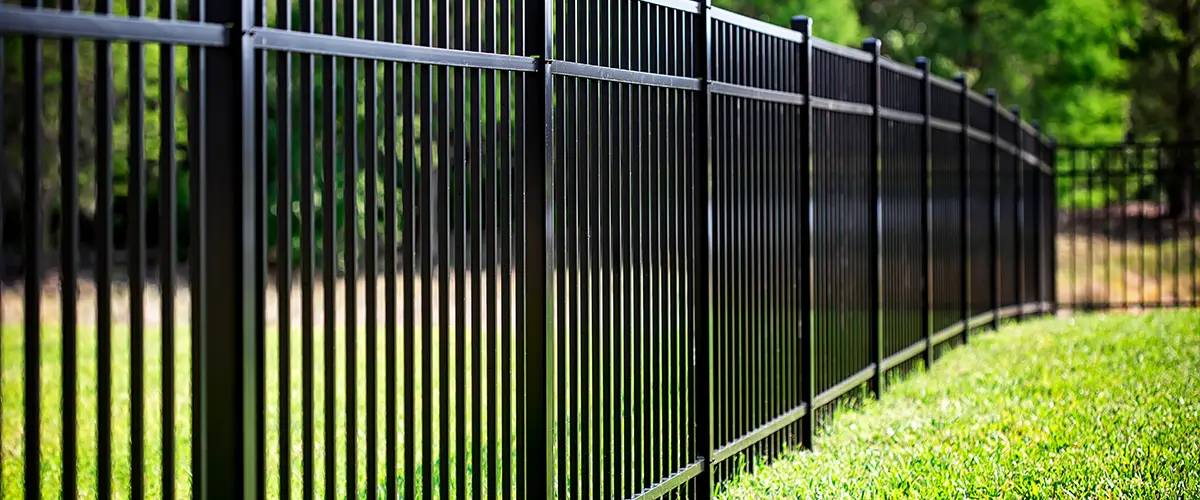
[1032,124,1042,311]
[22,7,43,496]
[957,74,972,343]
[253,0,268,491]
[918,58,934,369]
[60,3,80,493]
[1013,107,1025,318]
[95,4,116,494]
[130,0,149,489]
[988,90,1001,330]
[1049,138,1059,313]
[0,33,4,497]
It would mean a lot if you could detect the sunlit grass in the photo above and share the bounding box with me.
[5,254,1195,498]
[1,322,192,499]
[717,310,1200,498]
[0,278,522,499]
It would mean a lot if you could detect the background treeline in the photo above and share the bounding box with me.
[725,0,1199,212]
[1,0,1197,271]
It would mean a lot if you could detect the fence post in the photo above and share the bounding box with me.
[695,0,714,496]
[956,73,970,343]
[524,0,554,493]
[1013,106,1024,320]
[917,57,934,369]
[792,14,816,451]
[1049,136,1059,314]
[863,38,884,398]
[988,89,1001,330]
[195,0,259,495]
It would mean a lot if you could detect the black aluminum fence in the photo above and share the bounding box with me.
[0,0,1056,497]
[1057,142,1200,310]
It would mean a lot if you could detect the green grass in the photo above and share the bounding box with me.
[0,319,524,499]
[717,310,1200,499]
[7,300,1199,498]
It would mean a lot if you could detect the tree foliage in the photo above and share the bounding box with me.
[854,0,1137,145]
[715,0,865,45]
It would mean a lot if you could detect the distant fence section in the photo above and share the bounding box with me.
[0,0,1056,498]
[1056,142,1200,310]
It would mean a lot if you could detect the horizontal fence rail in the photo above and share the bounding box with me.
[0,0,1060,498]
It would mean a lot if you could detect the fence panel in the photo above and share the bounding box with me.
[549,0,703,497]
[811,94,875,399]
[554,74,699,499]
[0,0,250,495]
[968,134,996,321]
[1023,157,1043,307]
[998,139,1020,309]
[931,126,966,335]
[0,1,1063,498]
[252,0,537,495]
[1043,138,1059,310]
[1057,143,1199,310]
[929,77,967,340]
[708,9,807,484]
[879,97,925,362]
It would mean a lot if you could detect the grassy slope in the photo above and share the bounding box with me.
[718,310,1200,499]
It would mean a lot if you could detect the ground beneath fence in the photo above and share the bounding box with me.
[716,311,1200,499]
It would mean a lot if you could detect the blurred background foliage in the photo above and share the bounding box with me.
[2,0,1198,266]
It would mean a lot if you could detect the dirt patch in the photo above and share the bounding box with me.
[1058,203,1200,243]
[1,272,524,329]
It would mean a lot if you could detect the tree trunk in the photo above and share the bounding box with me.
[1166,149,1196,219]
[1167,0,1197,219]
[962,0,982,69]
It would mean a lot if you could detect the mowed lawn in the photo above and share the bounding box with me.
[0,315,522,499]
[718,310,1200,499]
[4,289,1199,498]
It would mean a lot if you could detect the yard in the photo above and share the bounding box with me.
[1,279,521,499]
[1056,233,1200,307]
[718,310,1200,498]
[3,282,1198,498]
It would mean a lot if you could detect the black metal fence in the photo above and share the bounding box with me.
[0,0,1057,497]
[1056,142,1199,310]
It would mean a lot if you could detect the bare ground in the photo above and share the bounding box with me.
[1,272,522,329]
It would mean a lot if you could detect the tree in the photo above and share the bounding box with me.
[1124,0,1200,217]
[715,0,866,45]
[858,0,1135,140]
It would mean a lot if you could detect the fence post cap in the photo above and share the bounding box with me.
[791,15,812,32]
[915,56,929,69]
[861,37,881,53]
[953,72,968,85]
[1032,120,1040,130]
[986,88,998,100]
[1011,105,1021,114]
